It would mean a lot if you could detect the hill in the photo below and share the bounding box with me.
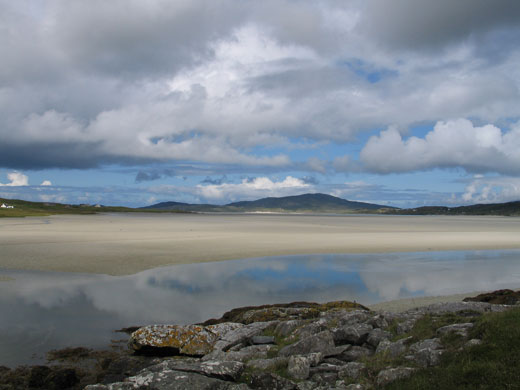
[388,201,520,216]
[144,193,396,213]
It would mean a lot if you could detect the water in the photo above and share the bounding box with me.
[1,249,520,367]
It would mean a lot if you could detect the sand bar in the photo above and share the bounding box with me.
[1,213,520,275]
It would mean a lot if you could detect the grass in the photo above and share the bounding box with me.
[0,198,188,218]
[385,307,520,389]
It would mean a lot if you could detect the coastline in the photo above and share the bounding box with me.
[1,213,520,275]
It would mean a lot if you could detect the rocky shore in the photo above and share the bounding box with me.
[1,290,519,390]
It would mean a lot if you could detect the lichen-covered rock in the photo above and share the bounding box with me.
[338,362,365,380]
[158,359,245,381]
[376,367,416,386]
[335,346,372,362]
[376,337,411,358]
[332,323,373,345]
[248,372,297,389]
[279,331,335,357]
[246,357,288,371]
[366,328,392,348]
[129,323,243,356]
[213,322,275,351]
[204,344,275,362]
[274,320,303,337]
[465,338,482,347]
[287,355,311,380]
[436,323,474,337]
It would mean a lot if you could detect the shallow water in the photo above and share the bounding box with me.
[1,249,520,367]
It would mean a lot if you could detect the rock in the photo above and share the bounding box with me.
[412,348,443,367]
[396,319,416,334]
[27,366,52,388]
[203,344,275,362]
[337,310,372,327]
[336,346,372,362]
[274,320,303,337]
[366,328,392,348]
[324,345,350,358]
[465,338,483,347]
[44,368,79,390]
[288,355,311,380]
[251,336,275,345]
[376,337,411,357]
[376,367,416,386]
[246,357,288,371]
[214,322,276,351]
[332,323,373,345]
[409,338,442,353]
[86,361,248,390]
[248,372,297,389]
[309,363,341,375]
[369,313,389,329]
[345,384,365,390]
[338,362,365,380]
[464,289,520,305]
[129,322,243,356]
[310,371,339,386]
[160,359,245,381]
[436,323,474,337]
[405,301,507,316]
[279,331,335,356]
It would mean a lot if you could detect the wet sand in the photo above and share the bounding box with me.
[1,213,520,276]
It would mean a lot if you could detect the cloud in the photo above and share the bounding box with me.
[196,176,312,202]
[360,119,520,175]
[40,180,52,186]
[0,172,28,186]
[461,176,520,204]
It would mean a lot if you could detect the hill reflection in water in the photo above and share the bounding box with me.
[1,249,520,367]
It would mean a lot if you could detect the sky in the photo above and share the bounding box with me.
[1,0,520,208]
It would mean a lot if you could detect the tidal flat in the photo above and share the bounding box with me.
[1,213,520,275]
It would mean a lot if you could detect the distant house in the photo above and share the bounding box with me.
[1,203,14,209]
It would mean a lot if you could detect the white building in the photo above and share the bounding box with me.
[1,203,14,209]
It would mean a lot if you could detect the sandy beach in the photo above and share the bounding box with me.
[1,213,520,276]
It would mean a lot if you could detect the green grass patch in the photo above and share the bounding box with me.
[385,307,520,389]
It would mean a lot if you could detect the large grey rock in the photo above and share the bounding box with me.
[332,323,373,345]
[246,357,288,371]
[279,331,335,357]
[129,322,243,356]
[338,362,365,380]
[366,328,392,348]
[203,344,275,362]
[409,338,442,353]
[437,323,474,337]
[251,336,275,345]
[214,322,276,351]
[336,346,372,362]
[376,367,416,386]
[274,320,303,337]
[411,348,444,367]
[287,356,311,380]
[248,372,296,389]
[159,359,245,381]
[85,363,247,390]
[376,337,411,358]
[337,310,372,327]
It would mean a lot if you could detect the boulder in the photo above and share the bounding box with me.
[129,323,243,356]
[214,322,275,351]
[248,372,297,389]
[376,367,416,386]
[251,336,275,345]
[376,337,411,358]
[332,323,373,345]
[287,356,311,380]
[158,359,245,381]
[338,362,365,380]
[335,346,372,362]
[366,328,392,348]
[279,331,335,357]
[203,344,275,362]
[246,357,288,371]
[436,323,474,337]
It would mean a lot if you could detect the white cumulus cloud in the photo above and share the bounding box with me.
[196,176,312,202]
[0,172,29,186]
[360,119,520,175]
[40,180,52,186]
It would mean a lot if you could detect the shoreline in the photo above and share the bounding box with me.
[1,213,520,275]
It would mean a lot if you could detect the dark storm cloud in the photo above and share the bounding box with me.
[361,0,520,51]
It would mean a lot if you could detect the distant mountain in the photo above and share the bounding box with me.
[389,201,520,216]
[225,193,394,212]
[144,193,396,213]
